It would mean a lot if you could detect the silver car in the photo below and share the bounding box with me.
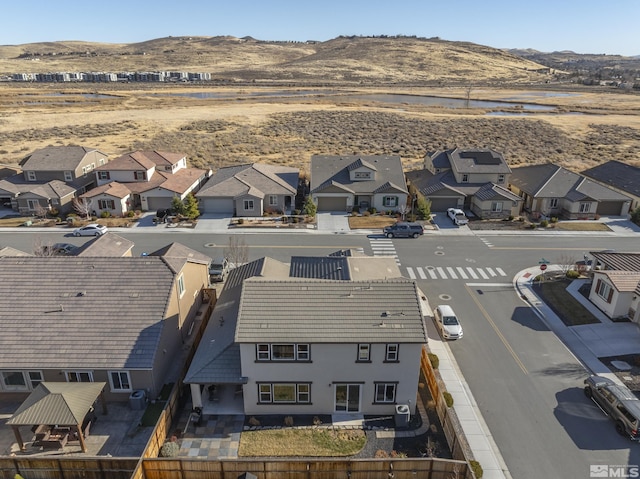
[73,223,108,237]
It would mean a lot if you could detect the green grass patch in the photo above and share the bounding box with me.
[140,401,166,427]
[158,383,174,401]
[555,222,611,231]
[534,279,600,326]
[238,429,366,457]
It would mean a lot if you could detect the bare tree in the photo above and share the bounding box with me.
[32,237,56,256]
[398,203,408,221]
[33,203,48,221]
[73,197,93,220]
[556,253,578,275]
[224,236,249,267]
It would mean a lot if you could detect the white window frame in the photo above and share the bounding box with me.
[258,383,311,404]
[596,280,613,303]
[579,202,590,213]
[497,174,505,183]
[385,344,399,362]
[374,383,397,403]
[109,371,132,392]
[64,171,73,181]
[27,199,40,211]
[243,199,254,211]
[491,202,503,213]
[256,343,310,361]
[98,171,110,180]
[549,198,559,208]
[27,171,37,181]
[268,195,278,206]
[383,196,398,207]
[177,273,185,297]
[65,371,94,382]
[98,199,115,210]
[357,344,370,362]
[1,371,29,391]
[134,171,147,181]
[461,174,469,183]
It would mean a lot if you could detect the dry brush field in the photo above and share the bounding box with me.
[0,84,639,174]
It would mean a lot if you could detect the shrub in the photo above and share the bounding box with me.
[351,211,358,217]
[469,460,483,478]
[416,196,432,220]
[631,206,640,226]
[100,211,111,218]
[363,210,371,216]
[126,210,135,217]
[374,449,389,458]
[313,416,322,426]
[303,196,317,217]
[566,270,580,279]
[293,209,301,216]
[238,218,245,225]
[550,216,559,223]
[159,441,179,458]
[540,219,549,228]
[284,416,294,427]
[428,352,439,369]
[390,450,408,458]
[508,215,514,221]
[443,391,454,408]
[529,223,537,229]
[369,207,377,215]
[248,416,260,426]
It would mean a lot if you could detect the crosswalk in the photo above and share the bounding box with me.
[405,265,507,281]
[369,238,400,265]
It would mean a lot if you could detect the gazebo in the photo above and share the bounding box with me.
[7,382,107,452]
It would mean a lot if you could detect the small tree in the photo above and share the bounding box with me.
[72,197,93,220]
[631,206,640,226]
[303,196,317,217]
[33,203,48,221]
[416,196,431,220]
[556,253,578,275]
[224,236,249,267]
[398,203,408,220]
[32,237,57,256]
[170,196,186,217]
[182,193,200,220]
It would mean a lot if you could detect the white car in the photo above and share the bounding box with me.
[73,223,108,237]
[434,305,463,340]
[447,208,469,226]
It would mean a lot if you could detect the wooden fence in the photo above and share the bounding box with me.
[0,457,138,479]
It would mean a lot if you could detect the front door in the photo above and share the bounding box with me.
[335,384,361,412]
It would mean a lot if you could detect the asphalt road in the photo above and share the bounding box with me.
[2,229,639,477]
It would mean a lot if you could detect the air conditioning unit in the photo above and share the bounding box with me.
[129,389,147,410]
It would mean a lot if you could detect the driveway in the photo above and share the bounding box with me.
[316,212,350,233]
[193,214,233,233]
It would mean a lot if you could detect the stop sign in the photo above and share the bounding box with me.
[540,264,548,271]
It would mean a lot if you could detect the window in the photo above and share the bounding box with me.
[98,199,115,210]
[596,279,614,303]
[98,158,105,166]
[385,344,399,362]
[497,174,505,183]
[1,371,28,391]
[462,174,469,183]
[65,371,93,382]
[243,199,254,211]
[357,344,370,362]
[374,383,397,403]
[109,371,132,392]
[134,171,147,181]
[354,171,371,179]
[258,383,311,404]
[549,198,558,208]
[579,202,590,213]
[98,171,110,180]
[491,202,503,213]
[269,195,278,206]
[27,171,37,181]
[256,344,310,361]
[28,371,43,389]
[64,171,73,181]
[27,199,40,211]
[383,196,398,207]
[177,274,185,297]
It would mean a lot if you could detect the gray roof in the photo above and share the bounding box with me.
[474,182,522,202]
[0,257,177,370]
[0,246,31,257]
[235,279,426,343]
[20,146,107,171]
[290,256,350,280]
[0,176,76,199]
[196,163,298,199]
[74,232,135,257]
[590,251,640,272]
[149,242,212,273]
[7,382,106,426]
[582,160,640,198]
[429,148,511,175]
[310,155,409,195]
[426,151,452,170]
[511,164,631,201]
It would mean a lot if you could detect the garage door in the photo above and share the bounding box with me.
[317,196,347,212]
[202,198,234,214]
[146,197,172,211]
[596,201,624,216]
[429,197,460,212]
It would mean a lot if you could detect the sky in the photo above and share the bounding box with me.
[2,0,639,56]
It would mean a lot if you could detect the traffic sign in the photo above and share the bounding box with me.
[540,264,548,271]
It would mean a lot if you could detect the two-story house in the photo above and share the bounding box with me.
[185,254,427,418]
[406,148,522,218]
[87,150,210,214]
[0,146,108,215]
[0,242,211,403]
[310,155,409,212]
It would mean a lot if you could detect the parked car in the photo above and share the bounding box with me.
[50,243,78,255]
[73,224,108,237]
[383,222,424,238]
[209,257,229,283]
[447,208,469,226]
[433,305,464,340]
[584,375,640,440]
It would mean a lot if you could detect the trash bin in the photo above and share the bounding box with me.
[129,390,147,410]
[394,404,410,428]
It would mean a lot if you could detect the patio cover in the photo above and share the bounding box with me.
[7,381,106,452]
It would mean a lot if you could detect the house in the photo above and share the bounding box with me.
[19,146,108,193]
[582,160,640,212]
[74,232,135,257]
[310,155,409,212]
[588,251,640,323]
[509,164,632,219]
[196,163,299,217]
[0,177,77,215]
[407,148,522,218]
[0,242,211,402]
[92,150,210,213]
[184,254,427,417]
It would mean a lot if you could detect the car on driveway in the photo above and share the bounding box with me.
[209,257,230,283]
[433,305,464,340]
[383,222,424,238]
[73,224,108,237]
[447,208,469,226]
[49,243,78,255]
[584,375,640,440]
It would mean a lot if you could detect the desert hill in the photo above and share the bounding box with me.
[0,35,551,84]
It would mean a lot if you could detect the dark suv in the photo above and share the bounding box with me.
[383,222,424,238]
[584,375,640,440]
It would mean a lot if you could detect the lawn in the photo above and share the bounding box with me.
[348,215,398,229]
[534,279,600,326]
[238,429,366,457]
[554,222,611,231]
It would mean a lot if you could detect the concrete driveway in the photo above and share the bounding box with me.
[316,212,350,233]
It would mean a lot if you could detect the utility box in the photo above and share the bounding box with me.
[129,389,147,410]
[394,404,410,428]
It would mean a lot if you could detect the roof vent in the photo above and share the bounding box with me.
[77,291,87,297]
